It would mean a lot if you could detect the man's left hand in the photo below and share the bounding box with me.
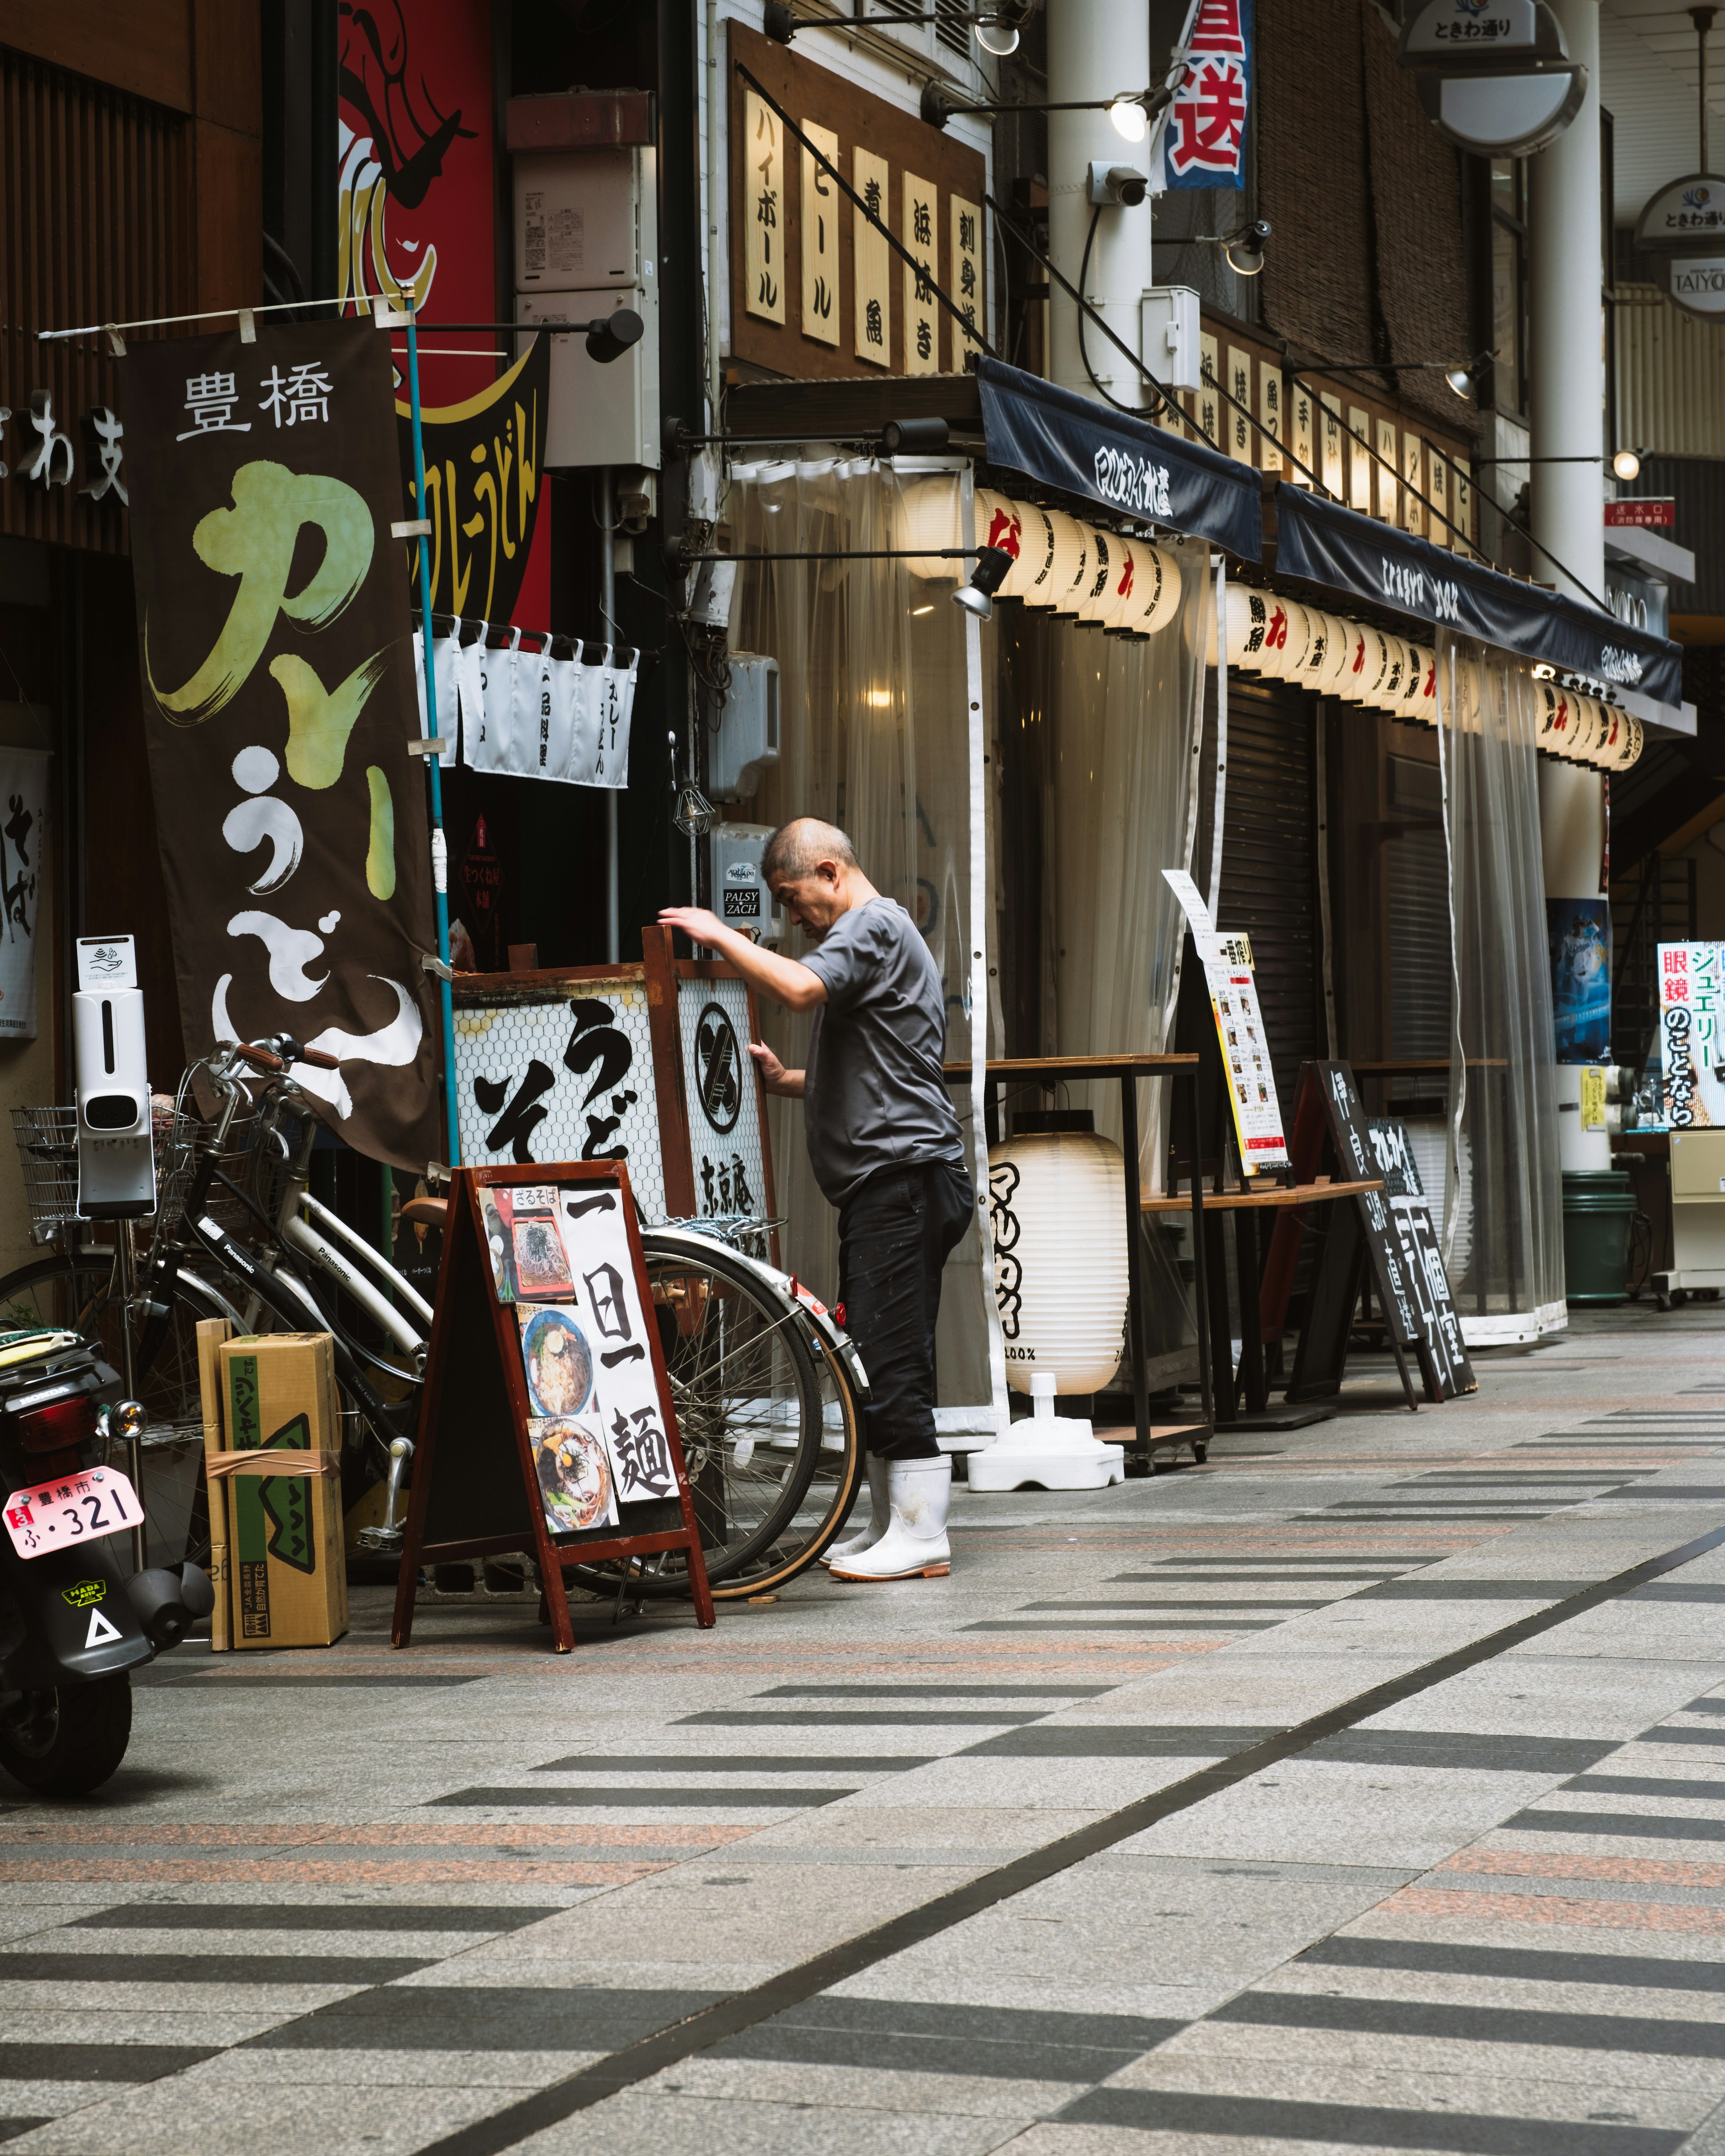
[659,906,730,952]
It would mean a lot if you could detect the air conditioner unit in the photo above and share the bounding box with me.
[709,655,781,801]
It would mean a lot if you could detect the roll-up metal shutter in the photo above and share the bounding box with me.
[1214,680,1320,1121]
[1384,752,1451,1067]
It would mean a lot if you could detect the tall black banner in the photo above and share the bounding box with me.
[976,357,1263,561]
[123,318,442,1171]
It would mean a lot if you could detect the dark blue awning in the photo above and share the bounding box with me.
[1273,482,1685,711]
[975,358,1263,562]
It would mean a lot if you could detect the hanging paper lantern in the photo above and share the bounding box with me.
[986,1130,1129,1396]
[1209,583,1276,670]
[1289,606,1338,691]
[900,475,964,579]
[1076,528,1116,626]
[1569,695,1608,764]
[1312,612,1352,692]
[1136,542,1183,636]
[1534,680,1576,754]
[1102,535,1144,633]
[1258,595,1313,680]
[1621,714,1645,770]
[1333,621,1372,700]
[1043,512,1092,616]
[975,490,1024,596]
[1396,644,1432,719]
[1005,502,1061,605]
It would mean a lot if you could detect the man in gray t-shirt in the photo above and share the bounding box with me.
[660,817,974,1583]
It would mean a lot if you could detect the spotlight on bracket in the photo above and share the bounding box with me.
[951,546,1014,622]
[1612,446,1645,481]
[1223,220,1272,276]
[881,417,951,454]
[585,308,644,364]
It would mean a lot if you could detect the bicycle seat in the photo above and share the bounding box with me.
[400,1197,448,1228]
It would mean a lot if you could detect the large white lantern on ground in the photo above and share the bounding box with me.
[986,1122,1130,1397]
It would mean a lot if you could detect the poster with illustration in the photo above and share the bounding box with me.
[497,1180,678,1531]
[1548,897,1611,1063]
[1660,942,1725,1129]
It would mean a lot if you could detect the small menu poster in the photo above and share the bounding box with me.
[1163,869,1290,1176]
[480,1182,679,1539]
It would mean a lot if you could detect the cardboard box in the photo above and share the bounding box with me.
[213,1334,349,1650]
[195,1317,234,1652]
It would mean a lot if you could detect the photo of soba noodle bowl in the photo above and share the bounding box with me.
[518,1308,595,1418]
[531,1418,615,1533]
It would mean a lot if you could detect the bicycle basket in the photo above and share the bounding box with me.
[10,1107,85,1246]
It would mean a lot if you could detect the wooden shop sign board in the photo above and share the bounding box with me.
[1364,1117,1475,1401]
[450,927,776,1235]
[391,1162,715,1654]
[1262,1062,1473,1406]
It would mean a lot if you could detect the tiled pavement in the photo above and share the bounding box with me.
[3,1308,1725,2152]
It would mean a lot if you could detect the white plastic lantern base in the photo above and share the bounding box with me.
[968,1374,1127,1493]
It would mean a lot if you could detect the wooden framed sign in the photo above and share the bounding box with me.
[391,1162,716,1653]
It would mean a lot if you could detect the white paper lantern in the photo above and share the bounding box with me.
[1570,695,1609,763]
[1289,607,1340,691]
[1045,512,1092,615]
[1006,502,1060,605]
[987,1131,1129,1396]
[1259,596,1313,680]
[975,489,1024,595]
[1621,714,1645,769]
[1535,681,1586,757]
[1135,542,1183,636]
[1314,612,1353,692]
[1397,644,1433,719]
[1209,583,1276,670]
[1102,535,1144,632]
[900,475,964,580]
[1076,527,1116,625]
[1333,620,1372,700]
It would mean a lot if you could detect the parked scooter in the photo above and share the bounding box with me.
[0,1329,212,1795]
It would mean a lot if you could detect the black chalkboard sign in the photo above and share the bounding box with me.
[1365,1118,1476,1401]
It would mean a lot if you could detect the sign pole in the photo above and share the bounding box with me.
[402,292,463,1169]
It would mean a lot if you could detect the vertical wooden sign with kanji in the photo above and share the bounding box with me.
[391,1162,715,1653]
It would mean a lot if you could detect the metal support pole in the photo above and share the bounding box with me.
[117,1225,146,1573]
[601,467,621,964]
[1186,1071,1214,1432]
[1120,1072,1150,1456]
[403,296,462,1169]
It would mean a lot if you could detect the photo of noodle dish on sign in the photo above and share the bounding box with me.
[518,1307,594,1418]
[530,1418,617,1534]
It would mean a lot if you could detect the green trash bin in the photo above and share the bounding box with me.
[1561,1169,1638,1307]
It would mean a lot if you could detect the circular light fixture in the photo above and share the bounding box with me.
[953,546,1015,620]
[1612,447,1642,481]
[1445,364,1475,398]
[1223,220,1271,276]
[974,19,1020,53]
[1108,96,1148,143]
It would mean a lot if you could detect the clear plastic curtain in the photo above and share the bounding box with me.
[727,460,991,1409]
[1436,633,1566,1339]
[1047,546,1213,1184]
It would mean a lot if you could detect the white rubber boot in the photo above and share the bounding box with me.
[830,1455,951,1581]
[821,1454,891,1567]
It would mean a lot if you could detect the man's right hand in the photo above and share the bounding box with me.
[750,1041,805,1097]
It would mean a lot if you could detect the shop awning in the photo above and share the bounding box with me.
[1273,482,1687,717]
[976,358,1263,563]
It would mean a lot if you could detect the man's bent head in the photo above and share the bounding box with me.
[764,817,863,934]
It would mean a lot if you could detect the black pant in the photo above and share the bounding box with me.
[837,1159,975,1460]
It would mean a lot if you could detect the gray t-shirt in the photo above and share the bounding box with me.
[797,897,967,1206]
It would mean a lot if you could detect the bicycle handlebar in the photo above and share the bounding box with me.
[234,1043,284,1073]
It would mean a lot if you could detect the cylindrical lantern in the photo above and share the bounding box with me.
[1103,535,1144,633]
[1397,644,1432,720]
[1210,583,1276,670]
[899,475,964,579]
[986,1129,1129,1396]
[1314,613,1353,692]
[1334,621,1373,700]
[1534,681,1574,754]
[1621,714,1645,769]
[1006,502,1060,606]
[1136,542,1183,636]
[1371,636,1410,711]
[1076,527,1115,625]
[1570,695,1608,764]
[975,489,1024,595]
[1263,596,1314,679]
[1045,512,1092,616]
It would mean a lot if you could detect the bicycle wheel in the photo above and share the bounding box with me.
[0,1251,243,1566]
[562,1237,860,1600]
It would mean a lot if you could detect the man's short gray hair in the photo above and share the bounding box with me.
[762,817,859,882]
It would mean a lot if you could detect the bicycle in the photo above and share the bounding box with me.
[2,1038,867,1599]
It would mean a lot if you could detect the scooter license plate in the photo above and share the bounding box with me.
[3,1468,142,1559]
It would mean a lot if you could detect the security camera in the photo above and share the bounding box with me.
[1087,162,1149,208]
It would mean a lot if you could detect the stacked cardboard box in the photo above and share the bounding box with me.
[196,1329,348,1650]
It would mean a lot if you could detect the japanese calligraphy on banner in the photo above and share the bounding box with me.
[1659,943,1725,1130]
[122,320,442,1171]
[394,336,550,627]
[1163,0,1253,191]
[801,120,840,346]
[950,194,983,359]
[854,148,892,368]
[902,169,939,376]
[744,90,786,325]
[0,748,49,1041]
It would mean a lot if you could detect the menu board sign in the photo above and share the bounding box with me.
[1163,868,1290,1175]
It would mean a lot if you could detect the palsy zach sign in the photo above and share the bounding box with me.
[122,319,443,1171]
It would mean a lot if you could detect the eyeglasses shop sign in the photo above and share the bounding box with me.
[1668,256,1725,319]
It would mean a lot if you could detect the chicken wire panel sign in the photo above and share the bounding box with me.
[453,981,668,1220]
[678,976,768,1221]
